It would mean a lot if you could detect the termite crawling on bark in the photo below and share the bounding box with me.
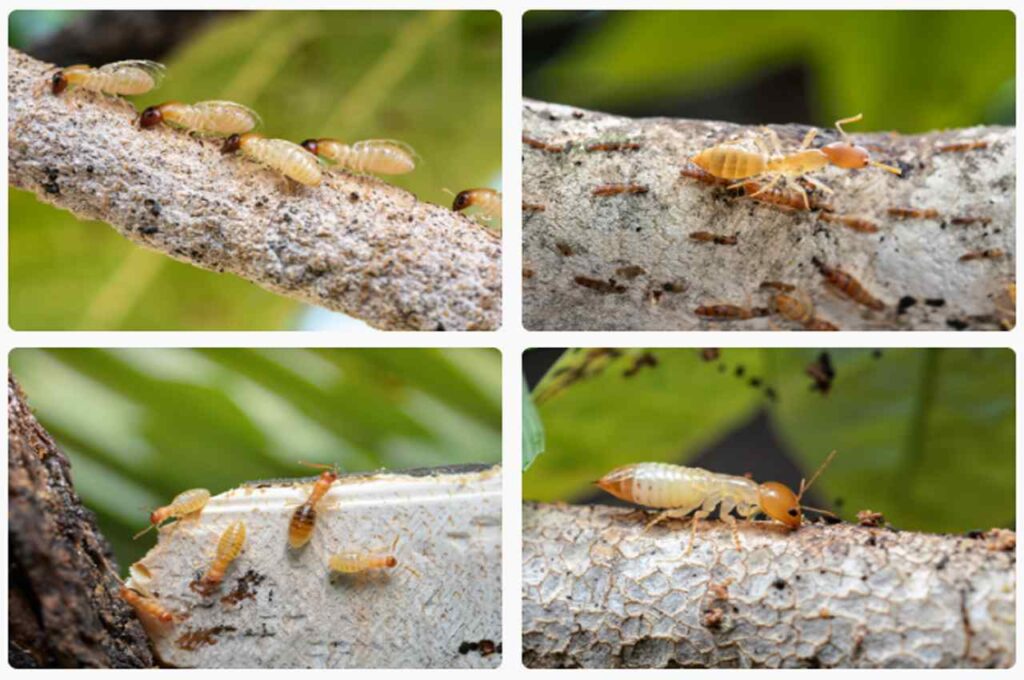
[936,140,988,153]
[452,188,502,223]
[50,60,165,96]
[811,257,886,311]
[139,101,260,136]
[818,212,880,233]
[300,138,416,175]
[522,135,566,153]
[695,304,770,321]
[134,488,211,539]
[592,183,649,197]
[888,207,940,220]
[328,537,419,579]
[960,249,1005,262]
[690,114,901,210]
[596,451,838,552]
[289,462,340,549]
[195,521,247,596]
[221,133,323,186]
[690,231,738,245]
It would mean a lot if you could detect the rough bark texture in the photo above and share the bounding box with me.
[8,48,501,331]
[522,502,1015,669]
[8,372,155,668]
[522,99,1015,331]
[128,464,502,668]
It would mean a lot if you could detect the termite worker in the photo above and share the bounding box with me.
[300,138,416,175]
[195,520,246,595]
[452,188,502,223]
[120,584,178,625]
[289,462,340,549]
[811,257,886,311]
[771,289,839,331]
[50,60,165,96]
[222,133,322,186]
[328,538,419,579]
[134,488,211,539]
[695,304,769,321]
[597,451,837,552]
[139,100,260,136]
[691,114,901,210]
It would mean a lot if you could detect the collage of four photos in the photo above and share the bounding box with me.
[4,7,1018,672]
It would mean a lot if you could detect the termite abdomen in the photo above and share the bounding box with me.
[288,505,317,549]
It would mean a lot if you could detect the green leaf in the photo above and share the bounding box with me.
[522,378,545,470]
[524,348,769,501]
[10,10,500,330]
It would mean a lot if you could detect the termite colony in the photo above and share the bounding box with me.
[597,451,838,553]
[115,463,414,634]
[47,60,496,225]
[525,110,1009,329]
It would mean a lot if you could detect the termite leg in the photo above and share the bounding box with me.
[642,507,692,533]
[803,176,834,195]
[762,128,783,155]
[687,510,712,555]
[720,514,743,551]
[800,127,819,149]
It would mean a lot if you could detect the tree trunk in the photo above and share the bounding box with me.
[8,48,501,331]
[8,371,155,668]
[522,502,1015,668]
[522,99,1014,331]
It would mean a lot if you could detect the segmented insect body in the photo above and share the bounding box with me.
[300,138,415,175]
[198,521,246,594]
[222,134,322,186]
[139,100,260,136]
[960,249,1005,262]
[328,550,398,574]
[812,257,885,311]
[51,60,165,95]
[695,304,769,320]
[134,488,211,539]
[453,188,502,221]
[120,585,177,624]
[597,452,836,550]
[288,465,339,549]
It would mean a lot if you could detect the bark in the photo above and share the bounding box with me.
[127,464,502,668]
[8,372,155,668]
[8,48,501,331]
[522,99,1015,331]
[522,502,1015,669]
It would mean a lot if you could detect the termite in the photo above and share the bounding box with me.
[134,488,211,539]
[888,207,940,220]
[288,462,339,549]
[936,140,988,153]
[50,60,165,96]
[452,188,502,222]
[960,249,1005,262]
[586,141,641,152]
[195,521,246,595]
[760,281,796,293]
[811,257,886,311]
[771,290,839,331]
[593,183,648,197]
[818,211,880,233]
[139,100,260,136]
[695,304,769,320]
[597,451,837,552]
[327,537,418,578]
[691,114,901,210]
[522,135,566,153]
[690,231,737,245]
[120,584,178,624]
[221,134,322,186]
[300,138,416,175]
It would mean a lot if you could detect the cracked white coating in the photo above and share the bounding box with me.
[522,100,1015,330]
[8,49,501,330]
[522,503,1015,668]
[128,466,501,668]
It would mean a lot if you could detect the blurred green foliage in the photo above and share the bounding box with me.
[9,10,501,330]
[11,348,501,567]
[523,348,1014,534]
[525,10,1014,132]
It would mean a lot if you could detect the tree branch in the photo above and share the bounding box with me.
[522,502,1015,669]
[8,371,155,668]
[8,48,501,330]
[128,464,502,668]
[522,99,1014,330]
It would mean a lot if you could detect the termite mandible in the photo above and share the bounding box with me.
[596,451,837,552]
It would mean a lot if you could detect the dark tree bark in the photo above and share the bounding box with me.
[8,371,155,668]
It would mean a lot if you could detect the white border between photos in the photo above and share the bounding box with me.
[2,0,1021,677]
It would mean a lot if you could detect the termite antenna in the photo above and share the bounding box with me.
[132,523,157,540]
[800,504,838,518]
[797,449,837,501]
[297,460,338,472]
[834,114,863,138]
[870,160,903,175]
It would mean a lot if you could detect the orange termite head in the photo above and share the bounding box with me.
[452,190,475,212]
[221,134,243,154]
[51,71,68,95]
[384,556,398,568]
[820,142,870,170]
[300,139,319,155]
[757,481,803,529]
[139,105,164,129]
